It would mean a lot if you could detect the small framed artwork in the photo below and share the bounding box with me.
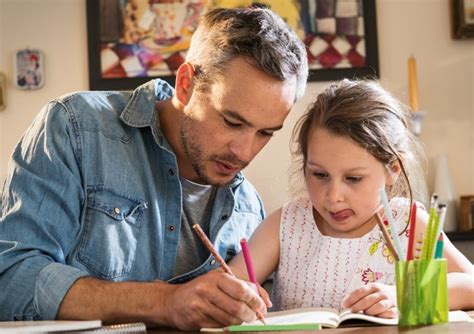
[14,49,45,90]
[0,72,7,111]
[452,0,474,38]
[459,195,474,231]
[87,0,379,90]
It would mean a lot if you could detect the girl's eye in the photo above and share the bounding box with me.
[312,172,328,179]
[223,118,241,128]
[346,176,362,183]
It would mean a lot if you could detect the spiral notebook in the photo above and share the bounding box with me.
[0,320,102,333]
[79,322,146,333]
[0,320,146,333]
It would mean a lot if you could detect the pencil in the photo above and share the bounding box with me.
[414,232,423,260]
[379,188,405,260]
[430,204,447,259]
[375,213,400,261]
[421,194,439,260]
[192,224,266,325]
[193,224,232,273]
[406,202,417,261]
[434,233,444,259]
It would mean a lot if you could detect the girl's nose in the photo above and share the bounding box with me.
[326,181,344,204]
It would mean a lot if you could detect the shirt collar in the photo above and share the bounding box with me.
[120,79,174,128]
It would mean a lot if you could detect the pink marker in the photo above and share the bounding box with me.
[240,238,258,287]
[240,238,266,325]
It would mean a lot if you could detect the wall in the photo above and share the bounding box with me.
[0,0,473,258]
[0,0,4,161]
[246,0,474,213]
[0,0,88,181]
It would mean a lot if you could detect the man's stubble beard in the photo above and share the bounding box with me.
[181,115,232,186]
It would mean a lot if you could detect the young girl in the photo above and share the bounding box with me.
[230,79,474,318]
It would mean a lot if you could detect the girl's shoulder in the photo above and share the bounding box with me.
[282,196,312,211]
[280,197,314,226]
[390,197,426,219]
[387,197,426,236]
[390,196,426,209]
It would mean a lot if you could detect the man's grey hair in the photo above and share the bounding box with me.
[186,7,308,101]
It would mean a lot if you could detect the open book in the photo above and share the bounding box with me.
[201,308,472,332]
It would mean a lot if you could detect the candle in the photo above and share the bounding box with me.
[408,56,419,112]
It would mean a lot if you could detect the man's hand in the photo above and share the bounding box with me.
[162,269,268,330]
[341,283,397,319]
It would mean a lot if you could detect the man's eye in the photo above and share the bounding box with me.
[224,118,241,128]
[258,130,274,137]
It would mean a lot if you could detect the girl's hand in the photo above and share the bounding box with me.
[341,283,397,318]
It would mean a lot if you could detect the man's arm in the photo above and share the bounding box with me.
[0,101,87,320]
[58,270,267,330]
[0,99,266,328]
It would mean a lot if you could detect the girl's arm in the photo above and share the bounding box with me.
[439,233,474,310]
[229,208,282,284]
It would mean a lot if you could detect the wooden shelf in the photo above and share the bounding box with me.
[446,230,474,241]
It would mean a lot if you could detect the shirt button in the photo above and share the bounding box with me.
[221,215,228,221]
[114,207,121,214]
[210,259,216,266]
[168,225,175,232]
[168,169,174,176]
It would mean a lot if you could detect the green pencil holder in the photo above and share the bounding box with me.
[395,259,448,326]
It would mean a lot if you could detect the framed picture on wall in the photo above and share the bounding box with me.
[86,0,379,91]
[0,72,7,111]
[452,0,474,38]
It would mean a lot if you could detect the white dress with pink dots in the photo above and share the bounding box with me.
[271,197,412,311]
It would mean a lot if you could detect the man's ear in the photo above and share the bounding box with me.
[386,160,402,186]
[175,62,195,106]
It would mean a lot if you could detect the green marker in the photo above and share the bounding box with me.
[226,323,322,331]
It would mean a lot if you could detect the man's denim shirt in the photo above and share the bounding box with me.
[0,80,265,320]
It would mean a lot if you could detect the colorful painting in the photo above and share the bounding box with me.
[87,0,379,90]
[98,0,205,79]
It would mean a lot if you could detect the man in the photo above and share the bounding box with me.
[0,7,307,330]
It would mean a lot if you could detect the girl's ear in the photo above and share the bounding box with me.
[175,62,195,106]
[386,160,402,186]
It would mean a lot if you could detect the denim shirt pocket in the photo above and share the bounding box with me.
[77,186,147,279]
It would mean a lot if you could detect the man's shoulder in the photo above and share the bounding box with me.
[231,178,264,212]
[53,90,132,120]
[41,80,171,132]
[32,90,136,146]
[232,176,258,197]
